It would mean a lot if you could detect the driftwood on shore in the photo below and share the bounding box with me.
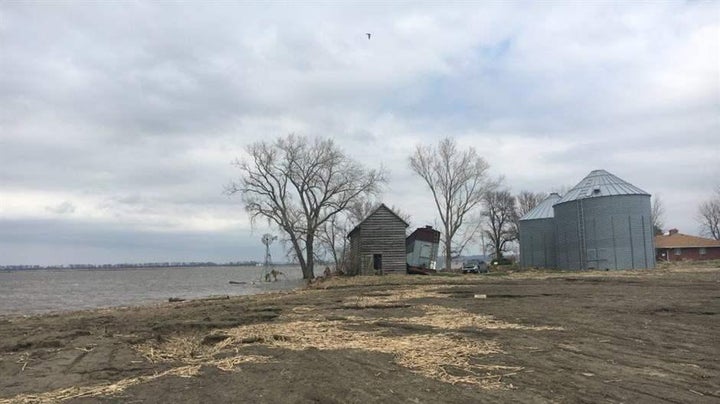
[168,295,229,303]
[202,295,230,301]
[265,269,286,282]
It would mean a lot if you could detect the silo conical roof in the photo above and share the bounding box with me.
[519,193,561,220]
[554,169,649,205]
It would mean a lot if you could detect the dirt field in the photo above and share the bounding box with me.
[1,264,719,403]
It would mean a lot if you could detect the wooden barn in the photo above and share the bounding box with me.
[347,204,409,275]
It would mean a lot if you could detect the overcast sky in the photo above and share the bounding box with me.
[1,2,718,265]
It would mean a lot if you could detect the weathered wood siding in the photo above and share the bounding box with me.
[349,205,407,275]
[348,230,362,276]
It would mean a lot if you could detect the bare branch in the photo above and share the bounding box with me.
[227,134,386,279]
[481,189,518,260]
[512,190,547,241]
[409,137,494,270]
[516,191,548,218]
[697,186,720,240]
[651,195,665,235]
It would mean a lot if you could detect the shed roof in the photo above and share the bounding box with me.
[519,193,561,221]
[655,233,720,248]
[406,226,441,244]
[554,169,649,205]
[347,203,409,238]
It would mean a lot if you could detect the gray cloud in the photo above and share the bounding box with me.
[0,2,717,265]
[45,201,76,215]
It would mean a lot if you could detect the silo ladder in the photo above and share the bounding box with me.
[577,200,586,269]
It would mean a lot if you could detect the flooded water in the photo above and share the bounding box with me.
[0,266,305,316]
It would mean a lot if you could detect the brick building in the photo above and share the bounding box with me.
[655,229,720,262]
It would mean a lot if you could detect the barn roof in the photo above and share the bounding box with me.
[554,169,649,205]
[519,193,561,221]
[347,203,409,238]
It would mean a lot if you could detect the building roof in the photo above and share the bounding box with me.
[655,233,720,248]
[554,169,649,205]
[347,203,409,238]
[519,193,561,221]
[406,226,441,244]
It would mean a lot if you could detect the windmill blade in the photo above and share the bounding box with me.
[261,233,275,245]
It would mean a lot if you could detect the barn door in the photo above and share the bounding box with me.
[373,254,382,273]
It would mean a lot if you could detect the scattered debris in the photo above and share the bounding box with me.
[201,295,229,301]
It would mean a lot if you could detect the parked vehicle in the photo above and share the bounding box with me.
[462,259,488,274]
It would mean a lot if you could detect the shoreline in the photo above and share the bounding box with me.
[0,282,307,320]
[3,262,715,319]
[2,262,714,319]
[1,266,719,403]
[0,265,306,317]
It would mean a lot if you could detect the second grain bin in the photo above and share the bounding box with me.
[519,193,561,268]
[554,169,655,270]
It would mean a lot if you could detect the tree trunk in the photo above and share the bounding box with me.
[304,234,315,279]
[288,232,309,279]
[331,248,339,273]
[444,239,452,272]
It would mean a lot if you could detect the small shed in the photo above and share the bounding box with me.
[406,226,441,270]
[347,204,409,275]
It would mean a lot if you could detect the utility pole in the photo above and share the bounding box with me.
[481,232,486,258]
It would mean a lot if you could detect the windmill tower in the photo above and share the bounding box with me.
[261,233,277,281]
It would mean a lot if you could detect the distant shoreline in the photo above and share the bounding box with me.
[0,263,302,271]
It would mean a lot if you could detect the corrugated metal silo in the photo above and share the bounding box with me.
[519,193,561,268]
[553,169,655,270]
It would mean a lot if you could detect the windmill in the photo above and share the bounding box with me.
[261,233,277,281]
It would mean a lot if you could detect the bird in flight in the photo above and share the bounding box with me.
[366,33,371,40]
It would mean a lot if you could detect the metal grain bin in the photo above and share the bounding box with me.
[519,193,561,268]
[553,169,655,270]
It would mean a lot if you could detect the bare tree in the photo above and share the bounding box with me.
[316,213,350,274]
[651,195,665,235]
[698,186,720,240]
[481,189,518,260]
[409,137,493,271]
[227,135,386,279]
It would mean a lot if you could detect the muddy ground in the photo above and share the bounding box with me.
[1,265,719,403]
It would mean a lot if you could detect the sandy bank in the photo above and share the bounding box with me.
[1,266,719,403]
